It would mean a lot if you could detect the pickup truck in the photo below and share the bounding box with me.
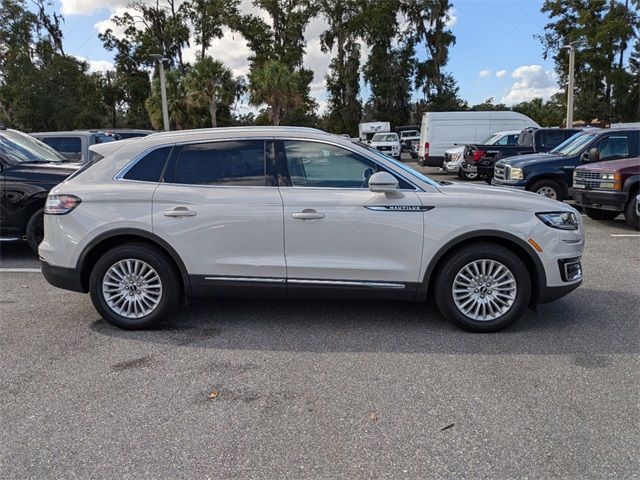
[461,127,581,182]
[570,156,639,230]
[491,128,640,201]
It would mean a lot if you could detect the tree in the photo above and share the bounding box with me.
[402,0,463,110]
[184,56,245,127]
[362,0,414,126]
[319,0,363,136]
[512,93,565,126]
[187,0,240,58]
[248,59,302,125]
[235,0,319,125]
[540,0,639,122]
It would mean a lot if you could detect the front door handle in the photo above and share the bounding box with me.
[164,206,197,217]
[292,209,325,220]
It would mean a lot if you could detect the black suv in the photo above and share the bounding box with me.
[0,128,80,252]
[491,128,640,200]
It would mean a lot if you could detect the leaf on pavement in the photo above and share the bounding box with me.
[367,411,379,422]
[208,389,219,400]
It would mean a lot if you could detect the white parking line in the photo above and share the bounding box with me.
[609,234,640,237]
[0,268,41,273]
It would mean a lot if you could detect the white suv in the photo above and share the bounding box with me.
[40,127,584,332]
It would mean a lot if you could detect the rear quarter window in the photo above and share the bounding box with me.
[123,147,172,182]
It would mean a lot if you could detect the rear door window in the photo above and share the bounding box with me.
[165,140,270,186]
[41,137,82,161]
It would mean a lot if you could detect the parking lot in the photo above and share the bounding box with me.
[1,167,639,479]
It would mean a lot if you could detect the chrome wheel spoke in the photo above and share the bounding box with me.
[102,258,163,319]
[452,259,517,322]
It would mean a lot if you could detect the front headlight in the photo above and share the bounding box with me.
[600,172,616,180]
[536,211,579,230]
[451,153,461,161]
[507,166,524,180]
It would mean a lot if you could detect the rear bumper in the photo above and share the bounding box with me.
[570,189,627,212]
[41,260,85,293]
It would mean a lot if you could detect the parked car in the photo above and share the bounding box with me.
[0,127,80,252]
[369,132,401,158]
[104,129,154,139]
[398,129,420,152]
[461,127,581,182]
[492,128,640,200]
[358,121,391,144]
[417,111,539,166]
[31,130,119,163]
[570,156,639,230]
[444,130,521,180]
[40,127,584,333]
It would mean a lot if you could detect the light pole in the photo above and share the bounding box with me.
[561,40,585,128]
[150,54,170,131]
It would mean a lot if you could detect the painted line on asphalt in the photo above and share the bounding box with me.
[609,234,640,237]
[0,268,42,273]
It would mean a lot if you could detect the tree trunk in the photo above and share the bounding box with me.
[210,96,218,128]
[272,103,281,126]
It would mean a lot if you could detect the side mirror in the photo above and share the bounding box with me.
[369,171,399,193]
[588,147,599,163]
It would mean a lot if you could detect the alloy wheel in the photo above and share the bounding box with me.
[102,259,163,318]
[452,259,517,321]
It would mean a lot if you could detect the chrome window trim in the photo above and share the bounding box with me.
[113,135,426,191]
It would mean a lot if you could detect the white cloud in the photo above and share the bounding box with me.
[74,55,114,73]
[496,69,507,78]
[445,7,458,28]
[479,69,492,78]
[501,64,560,105]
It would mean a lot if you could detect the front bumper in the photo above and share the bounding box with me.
[570,189,627,212]
[41,260,85,293]
[491,177,527,189]
[537,279,582,304]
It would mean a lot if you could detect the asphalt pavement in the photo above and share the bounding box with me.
[1,171,639,479]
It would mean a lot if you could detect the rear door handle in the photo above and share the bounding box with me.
[292,209,325,220]
[164,207,196,217]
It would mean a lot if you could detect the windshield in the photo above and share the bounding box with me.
[481,134,501,144]
[550,132,596,156]
[358,143,439,187]
[371,133,398,142]
[0,130,65,164]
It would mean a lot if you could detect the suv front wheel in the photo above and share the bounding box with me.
[89,243,181,329]
[434,243,531,332]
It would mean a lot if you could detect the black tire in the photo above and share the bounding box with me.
[459,170,479,181]
[528,179,564,201]
[89,242,181,329]
[434,242,532,333]
[624,195,640,230]
[26,209,44,254]
[483,175,492,184]
[583,207,619,221]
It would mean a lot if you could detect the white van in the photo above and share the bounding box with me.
[417,111,539,166]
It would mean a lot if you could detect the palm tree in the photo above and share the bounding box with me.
[184,57,245,127]
[248,59,302,125]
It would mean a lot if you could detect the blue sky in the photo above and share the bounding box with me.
[45,0,560,111]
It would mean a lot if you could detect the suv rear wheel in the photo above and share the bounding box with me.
[434,243,531,332]
[624,195,639,230]
[26,209,44,254]
[459,170,479,181]
[529,179,563,201]
[89,243,181,329]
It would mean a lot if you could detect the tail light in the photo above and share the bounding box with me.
[45,194,82,215]
[472,150,486,163]
[424,142,430,156]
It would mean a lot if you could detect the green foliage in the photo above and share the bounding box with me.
[183,56,246,127]
[188,0,240,58]
[540,0,639,122]
[248,59,302,125]
[512,93,565,127]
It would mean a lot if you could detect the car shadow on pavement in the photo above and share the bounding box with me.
[89,287,639,355]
